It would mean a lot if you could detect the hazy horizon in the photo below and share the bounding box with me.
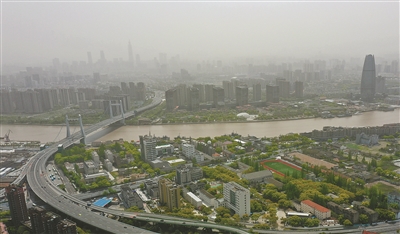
[2,1,399,66]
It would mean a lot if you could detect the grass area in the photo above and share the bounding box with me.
[262,160,300,175]
[170,161,186,167]
[372,182,400,194]
[163,156,178,161]
[345,142,390,155]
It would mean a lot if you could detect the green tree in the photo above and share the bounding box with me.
[359,214,368,224]
[343,219,353,226]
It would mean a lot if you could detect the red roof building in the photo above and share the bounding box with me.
[301,200,331,220]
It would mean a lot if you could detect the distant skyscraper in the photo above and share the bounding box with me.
[266,85,279,103]
[235,85,248,106]
[252,83,262,101]
[188,87,200,111]
[375,76,386,94]
[213,87,224,108]
[360,54,376,102]
[166,88,178,111]
[128,41,134,67]
[6,185,29,225]
[87,52,93,65]
[294,81,304,98]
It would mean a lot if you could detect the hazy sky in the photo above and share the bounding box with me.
[2,1,399,65]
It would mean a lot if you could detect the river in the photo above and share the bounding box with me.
[1,109,399,143]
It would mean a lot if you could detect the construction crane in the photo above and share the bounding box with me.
[0,130,12,142]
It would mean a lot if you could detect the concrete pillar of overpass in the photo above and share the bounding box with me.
[120,100,125,125]
[109,101,113,118]
[79,114,86,145]
[66,115,70,138]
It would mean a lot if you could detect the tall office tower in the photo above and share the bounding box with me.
[294,81,304,98]
[375,76,386,94]
[193,84,205,103]
[128,41,134,67]
[29,206,47,234]
[188,87,200,111]
[136,82,146,101]
[360,54,376,102]
[223,182,250,217]
[136,54,141,67]
[166,88,178,111]
[391,60,399,74]
[235,85,248,106]
[223,81,235,100]
[0,90,14,114]
[277,79,290,98]
[266,85,279,103]
[212,87,225,108]
[87,52,93,65]
[6,185,29,225]
[158,178,180,211]
[252,83,262,101]
[121,82,129,94]
[139,135,157,162]
[204,84,215,102]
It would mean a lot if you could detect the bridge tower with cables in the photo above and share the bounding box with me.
[65,114,86,145]
[108,100,125,125]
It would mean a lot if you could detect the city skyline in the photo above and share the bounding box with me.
[2,1,399,66]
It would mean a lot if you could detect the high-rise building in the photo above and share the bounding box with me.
[212,87,224,108]
[6,185,29,225]
[43,211,61,233]
[128,41,134,67]
[158,178,180,211]
[176,166,203,185]
[223,182,250,217]
[204,84,215,102]
[223,81,235,100]
[136,82,146,101]
[87,52,93,65]
[277,79,290,98]
[391,60,398,74]
[252,83,261,102]
[139,135,157,162]
[294,81,304,98]
[0,90,14,114]
[188,87,199,111]
[166,88,178,111]
[266,85,279,103]
[29,206,47,234]
[193,84,205,103]
[56,219,77,234]
[360,54,376,102]
[375,76,386,94]
[236,86,248,106]
[22,90,43,113]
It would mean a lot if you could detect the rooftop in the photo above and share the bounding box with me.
[302,200,330,213]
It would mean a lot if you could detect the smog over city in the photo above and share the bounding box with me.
[1,1,400,234]
[2,1,399,67]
